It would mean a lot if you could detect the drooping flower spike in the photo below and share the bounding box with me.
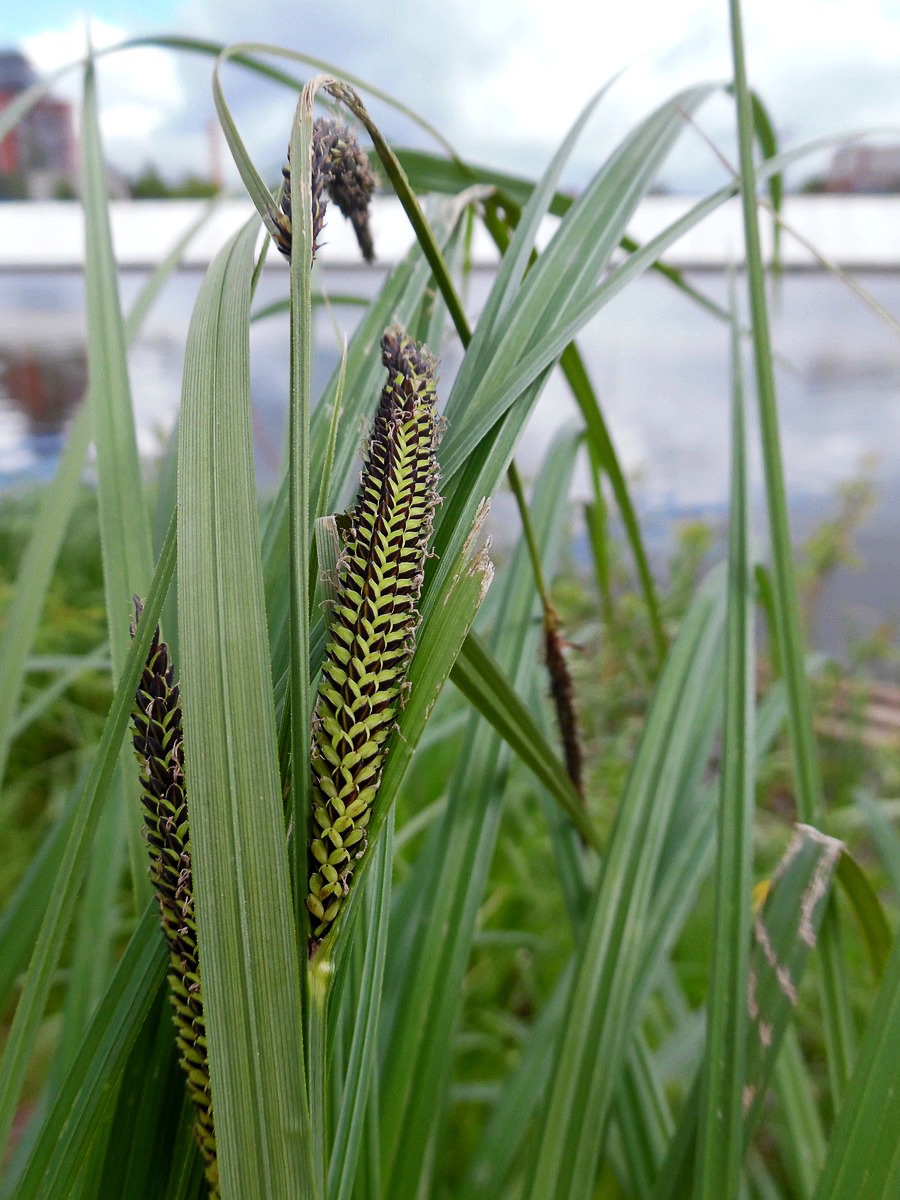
[272,116,376,264]
[306,326,441,950]
[130,600,218,1199]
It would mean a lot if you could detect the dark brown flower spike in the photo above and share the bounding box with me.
[544,605,584,799]
[130,599,218,1199]
[272,116,376,264]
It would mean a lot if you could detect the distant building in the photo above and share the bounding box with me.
[0,50,76,199]
[826,144,900,193]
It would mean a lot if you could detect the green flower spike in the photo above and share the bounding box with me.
[272,115,376,264]
[130,600,218,1199]
[307,326,441,951]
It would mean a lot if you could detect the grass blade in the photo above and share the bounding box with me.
[439,85,716,480]
[450,633,597,849]
[524,574,726,1200]
[285,84,317,964]
[327,812,393,1200]
[695,303,754,1200]
[177,219,312,1198]
[772,1026,827,1198]
[0,407,91,789]
[0,518,175,1159]
[857,791,900,896]
[653,825,844,1200]
[13,905,166,1200]
[559,342,666,660]
[812,927,900,1200]
[82,57,153,671]
[835,850,891,982]
[378,432,576,1197]
[0,790,76,1012]
[728,0,855,1101]
[0,189,211,786]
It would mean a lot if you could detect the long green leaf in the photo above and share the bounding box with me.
[450,633,597,850]
[0,787,77,1014]
[0,519,175,1159]
[813,924,900,1200]
[378,431,577,1197]
[54,54,157,1072]
[0,167,200,784]
[53,791,126,1078]
[772,1025,827,1198]
[13,905,166,1199]
[465,680,789,1199]
[327,812,393,1200]
[857,790,900,896]
[653,824,844,1200]
[285,80,318,980]
[836,850,891,982]
[450,85,615,380]
[95,994,184,1200]
[728,0,854,1104]
[82,58,153,671]
[479,199,666,663]
[177,219,312,1199]
[525,574,726,1200]
[695,302,754,1200]
[0,407,91,789]
[559,341,666,660]
[440,85,716,480]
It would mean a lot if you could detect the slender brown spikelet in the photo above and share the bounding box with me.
[306,326,441,951]
[324,129,376,262]
[130,600,218,1199]
[273,116,376,264]
[544,606,584,799]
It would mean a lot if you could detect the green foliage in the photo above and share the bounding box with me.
[0,18,898,1200]
[131,164,219,199]
[0,171,28,200]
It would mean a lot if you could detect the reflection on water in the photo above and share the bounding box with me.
[0,345,86,435]
[0,289,88,480]
[0,266,898,656]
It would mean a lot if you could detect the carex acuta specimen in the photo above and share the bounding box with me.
[130,600,218,1198]
[306,326,441,951]
[272,115,376,264]
[544,608,584,798]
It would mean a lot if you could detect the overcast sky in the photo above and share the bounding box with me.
[12,0,900,192]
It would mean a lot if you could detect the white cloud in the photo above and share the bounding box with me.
[22,19,187,174]
[17,0,900,188]
[99,102,167,141]
[441,0,900,186]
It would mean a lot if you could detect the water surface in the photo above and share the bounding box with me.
[1,266,898,660]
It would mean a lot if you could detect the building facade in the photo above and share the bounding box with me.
[0,50,76,199]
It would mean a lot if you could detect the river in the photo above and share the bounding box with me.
[1,263,898,662]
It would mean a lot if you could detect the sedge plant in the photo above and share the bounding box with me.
[1,7,900,1200]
